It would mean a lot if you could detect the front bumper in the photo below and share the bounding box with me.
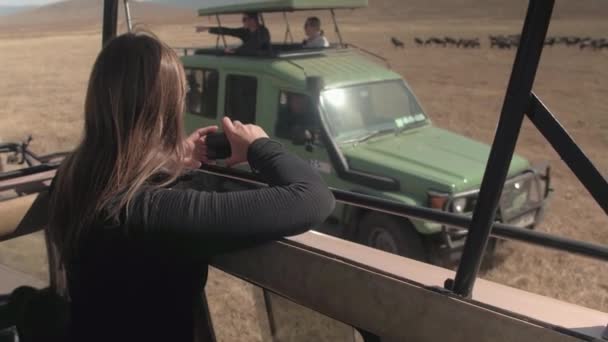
[429,163,552,266]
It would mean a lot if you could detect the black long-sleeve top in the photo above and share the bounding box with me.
[209,26,271,55]
[67,138,334,342]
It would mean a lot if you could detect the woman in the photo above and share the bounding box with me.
[302,17,330,48]
[48,32,334,342]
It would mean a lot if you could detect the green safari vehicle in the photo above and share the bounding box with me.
[180,0,551,265]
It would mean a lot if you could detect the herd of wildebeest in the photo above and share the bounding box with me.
[390,35,608,50]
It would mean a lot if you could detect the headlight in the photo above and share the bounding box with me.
[452,198,467,213]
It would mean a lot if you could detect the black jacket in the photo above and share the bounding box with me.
[209,26,271,55]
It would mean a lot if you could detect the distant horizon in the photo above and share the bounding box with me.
[0,0,61,6]
[0,0,198,7]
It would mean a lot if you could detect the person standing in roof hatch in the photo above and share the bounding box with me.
[196,12,271,56]
[302,17,330,48]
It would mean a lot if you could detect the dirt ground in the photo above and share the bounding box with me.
[0,0,607,338]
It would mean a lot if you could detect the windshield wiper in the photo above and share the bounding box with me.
[341,128,396,144]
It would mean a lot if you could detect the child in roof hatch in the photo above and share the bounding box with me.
[302,16,330,48]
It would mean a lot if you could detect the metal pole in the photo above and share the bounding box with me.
[123,0,133,32]
[528,93,608,214]
[283,12,294,44]
[262,289,278,341]
[330,9,344,47]
[102,0,119,47]
[451,0,555,298]
[196,164,608,263]
[215,15,227,49]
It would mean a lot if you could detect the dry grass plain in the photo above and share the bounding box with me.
[0,0,607,339]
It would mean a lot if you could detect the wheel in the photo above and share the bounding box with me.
[357,212,428,262]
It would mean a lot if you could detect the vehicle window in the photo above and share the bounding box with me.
[321,80,426,143]
[225,75,257,123]
[275,92,321,142]
[185,68,219,118]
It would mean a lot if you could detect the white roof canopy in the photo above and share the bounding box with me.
[198,0,368,15]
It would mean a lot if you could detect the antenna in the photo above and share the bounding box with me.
[215,14,227,49]
[283,12,294,44]
[123,0,132,32]
[330,9,344,47]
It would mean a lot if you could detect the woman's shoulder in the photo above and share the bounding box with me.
[321,36,330,47]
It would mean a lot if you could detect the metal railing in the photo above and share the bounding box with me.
[197,165,608,263]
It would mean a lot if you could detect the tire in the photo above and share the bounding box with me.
[357,212,428,262]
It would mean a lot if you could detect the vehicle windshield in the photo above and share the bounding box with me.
[320,80,428,143]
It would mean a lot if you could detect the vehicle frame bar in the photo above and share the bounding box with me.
[527,93,608,214]
[452,0,555,298]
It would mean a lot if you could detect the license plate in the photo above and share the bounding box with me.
[510,212,535,228]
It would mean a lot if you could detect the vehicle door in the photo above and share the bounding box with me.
[273,91,334,177]
[183,67,221,132]
[273,90,345,232]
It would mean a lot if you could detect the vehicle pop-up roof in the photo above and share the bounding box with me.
[197,0,368,15]
[195,0,368,52]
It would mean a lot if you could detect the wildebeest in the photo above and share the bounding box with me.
[391,37,405,48]
[454,38,480,48]
[489,35,518,49]
[558,36,581,46]
[579,40,593,50]
[425,37,446,47]
[544,37,556,46]
[581,38,608,50]
[444,37,458,46]
[413,36,483,49]
[595,38,608,50]
[507,34,521,45]
[489,35,506,49]
[466,38,481,48]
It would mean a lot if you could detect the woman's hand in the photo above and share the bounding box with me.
[222,117,268,167]
[182,125,218,169]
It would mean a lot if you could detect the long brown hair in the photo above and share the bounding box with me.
[49,32,187,260]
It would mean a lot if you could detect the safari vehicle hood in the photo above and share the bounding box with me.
[341,126,530,193]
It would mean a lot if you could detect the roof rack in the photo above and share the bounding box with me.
[197,0,368,16]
